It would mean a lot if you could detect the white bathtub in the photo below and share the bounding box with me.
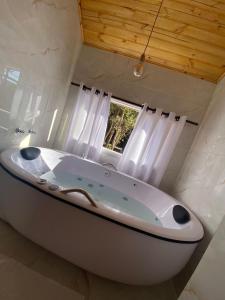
[0,147,204,285]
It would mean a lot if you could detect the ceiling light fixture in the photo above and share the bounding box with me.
[133,0,164,78]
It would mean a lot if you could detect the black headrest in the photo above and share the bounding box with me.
[173,205,190,224]
[20,147,41,160]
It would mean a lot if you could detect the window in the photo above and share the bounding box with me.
[103,98,140,153]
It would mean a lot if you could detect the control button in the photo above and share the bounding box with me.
[37,178,47,185]
[48,184,59,191]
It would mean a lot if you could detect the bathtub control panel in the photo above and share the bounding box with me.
[36,177,60,192]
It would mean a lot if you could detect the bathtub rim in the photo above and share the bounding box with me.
[0,161,203,245]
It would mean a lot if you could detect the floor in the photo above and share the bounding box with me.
[0,219,177,300]
[179,215,225,300]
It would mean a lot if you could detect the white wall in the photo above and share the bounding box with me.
[172,76,225,295]
[173,76,225,237]
[0,0,82,151]
[56,45,215,192]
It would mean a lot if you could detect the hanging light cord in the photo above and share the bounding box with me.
[143,0,164,56]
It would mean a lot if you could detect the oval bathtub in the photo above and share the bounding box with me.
[0,147,204,285]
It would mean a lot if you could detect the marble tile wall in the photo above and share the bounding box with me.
[172,76,225,295]
[0,0,82,151]
[0,219,177,300]
[57,45,215,193]
[178,215,225,300]
[173,76,225,236]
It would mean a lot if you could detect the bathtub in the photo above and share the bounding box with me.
[0,147,204,285]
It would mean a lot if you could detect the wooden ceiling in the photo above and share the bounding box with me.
[78,0,225,83]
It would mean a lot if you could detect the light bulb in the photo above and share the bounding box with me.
[133,53,145,78]
[133,61,144,77]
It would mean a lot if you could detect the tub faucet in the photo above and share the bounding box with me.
[15,128,25,134]
[102,162,117,171]
[28,129,36,134]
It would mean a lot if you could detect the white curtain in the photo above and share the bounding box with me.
[64,83,111,161]
[117,104,186,187]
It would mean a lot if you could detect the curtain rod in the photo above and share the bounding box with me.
[71,82,198,126]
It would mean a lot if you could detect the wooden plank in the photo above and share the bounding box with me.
[83,29,223,81]
[154,28,225,58]
[191,0,225,11]
[97,0,161,13]
[164,0,225,25]
[81,0,157,25]
[82,19,225,67]
[82,7,225,49]
[83,15,225,58]
[182,0,225,14]
[160,6,225,37]
[84,36,220,82]
[82,18,150,44]
[78,0,84,41]
[150,34,225,67]
[156,17,225,49]
[82,10,153,35]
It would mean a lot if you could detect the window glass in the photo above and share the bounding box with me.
[103,98,140,153]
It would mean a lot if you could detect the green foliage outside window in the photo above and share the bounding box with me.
[104,102,138,153]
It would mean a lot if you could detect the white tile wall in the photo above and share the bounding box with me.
[172,76,225,295]
[0,0,82,151]
[173,76,225,238]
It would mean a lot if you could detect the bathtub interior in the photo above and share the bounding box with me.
[41,170,162,227]
[8,147,203,241]
[12,148,163,227]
